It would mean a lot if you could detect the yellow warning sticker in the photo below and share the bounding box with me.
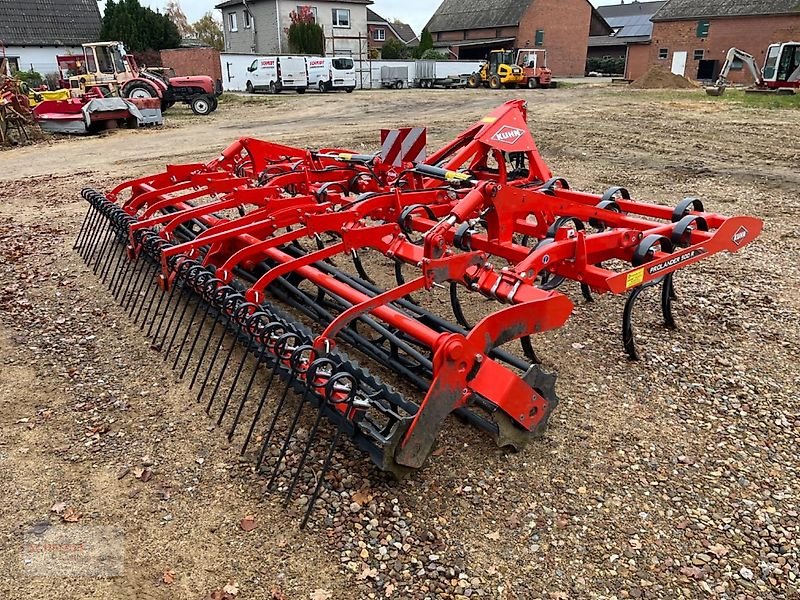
[626,268,644,288]
[338,153,353,161]
[481,117,497,123]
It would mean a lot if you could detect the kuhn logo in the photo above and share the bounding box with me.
[491,126,524,145]
[732,226,748,246]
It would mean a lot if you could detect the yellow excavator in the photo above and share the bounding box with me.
[467,50,525,89]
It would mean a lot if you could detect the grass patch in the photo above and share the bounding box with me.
[626,87,799,109]
[710,88,800,109]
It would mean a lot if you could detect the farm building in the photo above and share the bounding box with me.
[626,0,800,81]
[587,1,665,65]
[0,0,101,77]
[367,8,418,56]
[425,0,611,76]
[215,0,372,59]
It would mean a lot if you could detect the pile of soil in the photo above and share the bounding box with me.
[630,65,699,89]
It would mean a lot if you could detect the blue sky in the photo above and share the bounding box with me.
[99,0,625,35]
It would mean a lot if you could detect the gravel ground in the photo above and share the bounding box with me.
[0,87,798,600]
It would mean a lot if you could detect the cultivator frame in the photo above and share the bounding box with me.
[77,100,761,525]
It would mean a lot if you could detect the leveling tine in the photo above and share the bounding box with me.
[76,100,762,525]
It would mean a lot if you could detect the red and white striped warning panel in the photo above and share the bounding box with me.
[380,127,427,167]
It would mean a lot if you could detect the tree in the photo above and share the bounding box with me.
[165,0,193,38]
[381,38,411,60]
[414,28,433,59]
[101,0,181,52]
[286,6,325,55]
[192,13,224,51]
[421,49,448,60]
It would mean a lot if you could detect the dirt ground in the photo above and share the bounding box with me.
[0,86,798,600]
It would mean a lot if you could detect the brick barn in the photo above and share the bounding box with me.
[626,0,800,82]
[425,0,611,76]
[367,8,418,56]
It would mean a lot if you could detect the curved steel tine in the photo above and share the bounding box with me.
[622,286,647,361]
[449,282,472,329]
[520,336,541,364]
[661,273,677,329]
[351,249,375,284]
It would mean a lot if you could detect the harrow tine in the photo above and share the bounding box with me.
[81,214,109,263]
[227,341,270,441]
[266,351,327,491]
[240,340,286,454]
[126,259,157,315]
[77,205,103,259]
[150,271,184,342]
[214,330,258,425]
[204,323,240,413]
[299,429,341,530]
[171,278,209,370]
[133,265,162,325]
[163,283,198,359]
[99,233,125,284]
[255,370,297,471]
[178,295,215,379]
[110,254,136,300]
[90,221,115,273]
[188,296,228,389]
[73,204,97,250]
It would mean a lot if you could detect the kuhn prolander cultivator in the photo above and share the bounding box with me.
[76,100,761,525]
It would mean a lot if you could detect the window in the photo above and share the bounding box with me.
[374,28,386,41]
[243,10,251,28]
[297,6,317,22]
[332,8,350,28]
[696,19,710,37]
[693,49,704,60]
[658,48,668,59]
[534,29,544,47]
[228,12,238,32]
[332,58,354,69]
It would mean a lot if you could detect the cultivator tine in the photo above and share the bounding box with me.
[75,100,762,527]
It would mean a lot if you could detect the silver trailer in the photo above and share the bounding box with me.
[380,66,408,89]
[414,61,468,89]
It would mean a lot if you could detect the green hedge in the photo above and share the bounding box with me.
[586,57,625,75]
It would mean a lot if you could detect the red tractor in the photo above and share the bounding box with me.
[63,42,221,115]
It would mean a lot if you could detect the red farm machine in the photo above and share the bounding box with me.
[76,100,762,527]
[60,42,222,115]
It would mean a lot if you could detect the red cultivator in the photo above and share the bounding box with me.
[76,100,762,526]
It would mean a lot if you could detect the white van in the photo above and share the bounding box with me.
[305,56,356,93]
[245,56,308,94]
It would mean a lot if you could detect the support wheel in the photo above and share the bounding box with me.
[489,75,501,89]
[246,81,254,93]
[467,74,480,88]
[527,77,538,89]
[190,95,213,116]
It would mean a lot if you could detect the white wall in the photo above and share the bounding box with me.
[219,54,481,91]
[4,45,84,76]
